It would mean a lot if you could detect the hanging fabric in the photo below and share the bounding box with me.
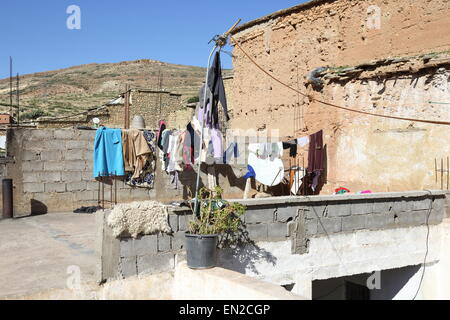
[125,130,157,189]
[198,51,230,127]
[122,129,153,179]
[156,120,166,150]
[307,130,324,192]
[93,127,125,178]
[223,142,239,164]
[247,142,284,187]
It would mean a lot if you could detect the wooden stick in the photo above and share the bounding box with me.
[243,178,251,199]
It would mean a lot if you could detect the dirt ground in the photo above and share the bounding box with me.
[0,212,97,299]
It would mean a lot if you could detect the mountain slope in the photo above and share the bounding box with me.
[0,59,210,120]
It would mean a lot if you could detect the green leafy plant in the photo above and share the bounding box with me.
[187,96,200,104]
[19,109,50,121]
[187,186,246,236]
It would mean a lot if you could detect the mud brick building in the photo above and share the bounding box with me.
[229,0,450,194]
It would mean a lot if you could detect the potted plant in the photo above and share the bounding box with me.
[185,186,246,269]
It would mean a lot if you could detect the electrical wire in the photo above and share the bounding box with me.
[230,35,450,126]
[412,190,433,300]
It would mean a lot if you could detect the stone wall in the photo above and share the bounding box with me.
[100,190,446,281]
[131,90,182,129]
[35,89,183,130]
[229,0,450,194]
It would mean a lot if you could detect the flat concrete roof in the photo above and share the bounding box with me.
[231,0,338,35]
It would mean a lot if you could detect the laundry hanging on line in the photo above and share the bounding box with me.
[93,127,125,178]
[247,142,285,187]
[199,51,230,127]
[243,131,323,192]
[124,130,157,189]
[93,127,157,189]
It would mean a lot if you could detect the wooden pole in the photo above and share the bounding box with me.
[124,84,130,129]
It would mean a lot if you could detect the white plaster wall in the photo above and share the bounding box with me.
[219,222,448,299]
[416,219,450,300]
[172,262,303,300]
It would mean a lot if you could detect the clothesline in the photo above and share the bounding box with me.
[230,35,450,126]
[93,127,157,189]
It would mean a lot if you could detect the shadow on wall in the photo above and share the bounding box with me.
[217,225,277,275]
[30,199,48,216]
[312,264,423,300]
[178,163,246,200]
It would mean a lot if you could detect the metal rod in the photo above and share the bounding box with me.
[16,73,19,126]
[102,177,105,209]
[124,84,130,129]
[435,158,438,185]
[9,57,13,117]
[302,155,306,196]
[441,158,444,190]
[447,157,450,190]
[289,159,292,195]
[193,19,241,215]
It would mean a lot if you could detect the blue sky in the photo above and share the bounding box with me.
[0,0,306,79]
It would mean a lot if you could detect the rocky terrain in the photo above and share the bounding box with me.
[0,59,211,120]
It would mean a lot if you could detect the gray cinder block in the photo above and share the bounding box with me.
[120,256,137,278]
[246,223,269,241]
[137,253,175,275]
[342,215,366,232]
[351,201,373,215]
[267,222,288,240]
[245,207,275,224]
[134,235,158,256]
[317,217,343,234]
[158,234,172,252]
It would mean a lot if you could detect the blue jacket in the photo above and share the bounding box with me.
[93,127,125,177]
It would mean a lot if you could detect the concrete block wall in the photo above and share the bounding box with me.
[115,210,193,279]
[5,128,155,217]
[102,190,447,281]
[2,127,247,217]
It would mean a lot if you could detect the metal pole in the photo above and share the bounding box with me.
[447,157,450,190]
[16,73,19,126]
[9,57,13,117]
[193,44,218,216]
[124,84,130,129]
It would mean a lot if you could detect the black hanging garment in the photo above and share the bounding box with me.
[206,51,230,126]
[282,140,298,158]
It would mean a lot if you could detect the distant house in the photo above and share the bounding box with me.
[35,88,186,129]
[0,114,12,125]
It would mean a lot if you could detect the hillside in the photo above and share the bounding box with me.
[0,59,213,120]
